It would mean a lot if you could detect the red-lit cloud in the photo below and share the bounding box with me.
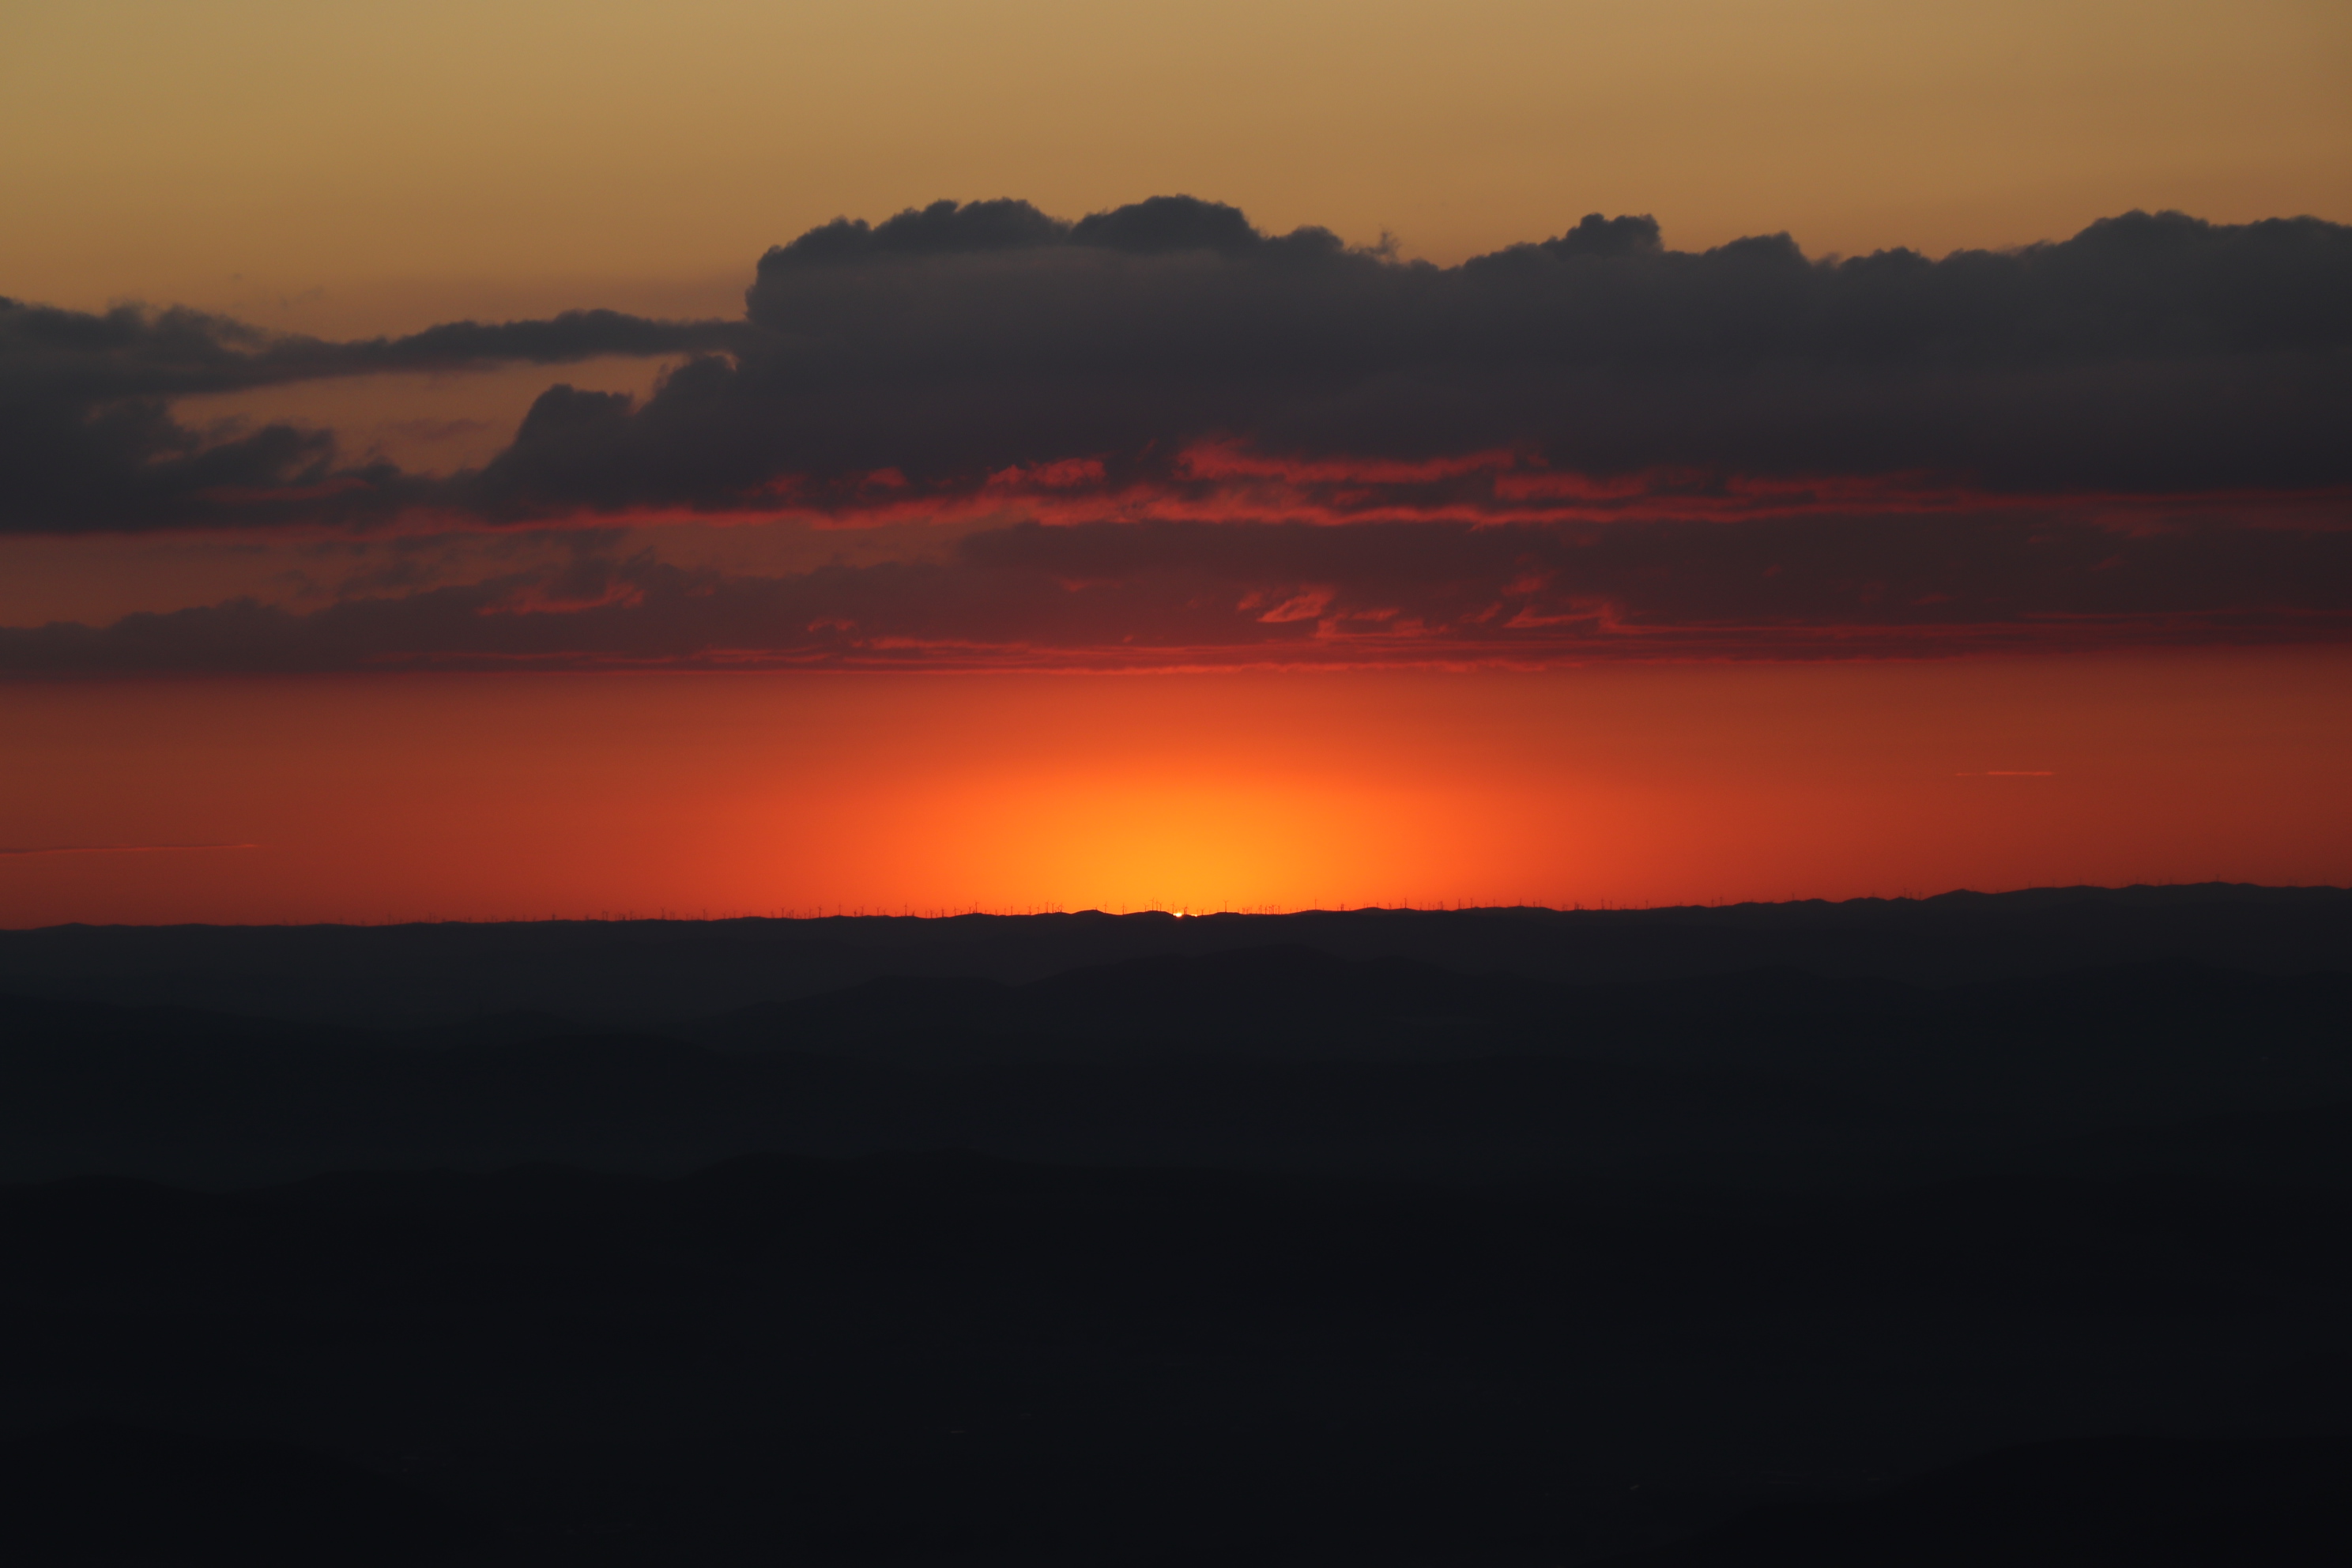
[7,508,2345,673]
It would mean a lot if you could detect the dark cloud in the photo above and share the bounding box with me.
[13,198,2346,535]
[758,194,1335,268]
[3,197,2346,669]
[765,197,1076,265]
[0,297,741,403]
[458,200,2352,520]
[0,300,740,531]
[7,511,2345,675]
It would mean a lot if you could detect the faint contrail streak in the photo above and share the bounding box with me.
[0,842,264,858]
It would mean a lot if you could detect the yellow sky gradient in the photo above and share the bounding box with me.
[6,0,2346,336]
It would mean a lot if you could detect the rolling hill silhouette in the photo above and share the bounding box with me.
[3,887,2348,1562]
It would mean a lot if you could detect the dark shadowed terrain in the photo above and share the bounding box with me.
[3,884,2348,1563]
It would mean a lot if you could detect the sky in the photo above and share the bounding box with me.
[3,0,2349,924]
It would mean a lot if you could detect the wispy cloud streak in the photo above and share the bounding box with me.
[0,842,262,857]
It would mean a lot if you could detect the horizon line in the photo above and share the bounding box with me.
[6,880,2341,933]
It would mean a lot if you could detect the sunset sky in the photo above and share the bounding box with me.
[4,0,2349,924]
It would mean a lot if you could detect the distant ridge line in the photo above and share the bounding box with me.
[11,880,2347,933]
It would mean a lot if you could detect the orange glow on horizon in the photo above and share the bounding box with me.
[3,652,2349,928]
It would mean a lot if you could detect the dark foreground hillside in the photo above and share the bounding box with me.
[3,888,2349,1563]
[9,1154,2352,1565]
[5,882,2346,1031]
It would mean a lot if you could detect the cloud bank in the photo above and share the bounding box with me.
[4,198,2347,668]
